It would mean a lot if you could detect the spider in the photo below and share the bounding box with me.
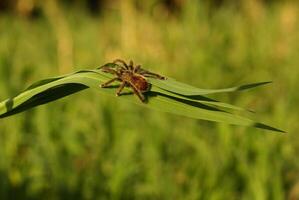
[99,59,166,102]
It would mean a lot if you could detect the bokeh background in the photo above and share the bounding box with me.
[0,0,298,199]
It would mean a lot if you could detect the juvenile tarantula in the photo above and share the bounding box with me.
[99,59,166,102]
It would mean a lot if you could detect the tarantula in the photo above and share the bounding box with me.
[99,59,166,102]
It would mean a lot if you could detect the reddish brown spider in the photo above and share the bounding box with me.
[99,59,166,102]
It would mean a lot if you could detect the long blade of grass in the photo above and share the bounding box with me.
[0,69,284,132]
[152,86,251,112]
[149,78,272,96]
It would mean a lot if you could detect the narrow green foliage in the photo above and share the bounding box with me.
[0,67,284,133]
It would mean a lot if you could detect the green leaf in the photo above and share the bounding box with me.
[0,68,284,133]
[151,86,251,113]
[149,78,272,96]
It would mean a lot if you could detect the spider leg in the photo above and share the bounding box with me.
[134,65,141,73]
[128,60,134,70]
[116,82,126,96]
[129,83,146,102]
[101,68,118,75]
[113,59,129,69]
[100,78,119,88]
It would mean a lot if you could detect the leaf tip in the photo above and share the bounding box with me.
[254,122,286,133]
[238,81,273,91]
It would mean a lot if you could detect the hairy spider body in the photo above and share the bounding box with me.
[124,73,149,92]
[99,59,165,102]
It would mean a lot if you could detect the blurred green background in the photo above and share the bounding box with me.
[0,0,298,199]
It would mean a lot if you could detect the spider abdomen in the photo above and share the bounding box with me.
[130,75,149,92]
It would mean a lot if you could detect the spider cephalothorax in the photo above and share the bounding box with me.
[99,59,166,102]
